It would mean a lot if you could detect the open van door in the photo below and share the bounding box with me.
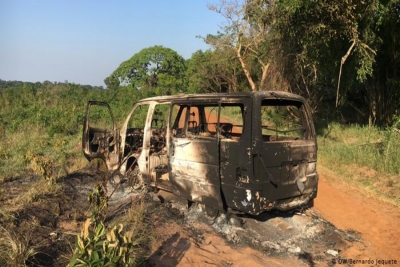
[82,101,120,170]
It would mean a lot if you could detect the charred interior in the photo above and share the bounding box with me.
[82,92,319,215]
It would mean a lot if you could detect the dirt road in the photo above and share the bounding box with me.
[314,166,400,263]
[147,166,400,266]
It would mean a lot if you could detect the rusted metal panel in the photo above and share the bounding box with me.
[169,137,223,209]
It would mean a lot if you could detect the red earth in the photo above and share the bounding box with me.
[314,166,400,264]
[147,166,400,266]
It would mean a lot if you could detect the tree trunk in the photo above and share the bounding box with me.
[236,49,256,91]
[259,62,270,90]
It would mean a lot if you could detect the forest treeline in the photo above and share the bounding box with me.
[1,0,400,131]
[104,0,399,128]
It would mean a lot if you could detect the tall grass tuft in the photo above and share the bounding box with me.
[0,227,40,267]
[382,116,400,174]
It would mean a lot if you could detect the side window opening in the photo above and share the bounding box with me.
[219,104,243,139]
[261,99,308,142]
[171,103,244,139]
[88,105,114,130]
[187,106,199,135]
[204,106,218,134]
[171,105,188,138]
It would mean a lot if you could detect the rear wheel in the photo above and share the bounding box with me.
[127,164,143,190]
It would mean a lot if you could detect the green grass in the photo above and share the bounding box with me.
[318,121,400,206]
[0,127,87,183]
[319,122,400,175]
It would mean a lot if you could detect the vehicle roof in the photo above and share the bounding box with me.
[137,90,306,103]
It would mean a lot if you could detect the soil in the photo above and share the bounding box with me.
[313,166,400,263]
[1,165,399,266]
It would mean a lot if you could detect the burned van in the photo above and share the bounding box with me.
[82,91,318,215]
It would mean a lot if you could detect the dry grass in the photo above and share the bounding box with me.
[9,179,61,208]
[0,208,15,226]
[0,226,41,267]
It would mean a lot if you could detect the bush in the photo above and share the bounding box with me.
[68,219,134,267]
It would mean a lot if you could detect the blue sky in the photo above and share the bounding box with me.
[0,0,224,86]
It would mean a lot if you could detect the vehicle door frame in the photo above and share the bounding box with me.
[118,101,155,185]
[82,101,120,171]
[218,97,255,213]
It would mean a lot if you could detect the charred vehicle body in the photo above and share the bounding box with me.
[82,91,318,215]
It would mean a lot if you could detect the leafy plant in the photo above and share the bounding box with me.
[87,184,108,221]
[68,219,134,267]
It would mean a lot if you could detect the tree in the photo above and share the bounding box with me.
[365,0,400,125]
[205,0,274,91]
[105,46,186,95]
[271,0,400,125]
[186,49,249,93]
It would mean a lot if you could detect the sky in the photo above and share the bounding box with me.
[0,0,225,87]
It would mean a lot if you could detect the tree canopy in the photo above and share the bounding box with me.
[201,0,400,126]
[186,49,249,93]
[269,0,400,125]
[102,0,399,127]
[105,45,186,95]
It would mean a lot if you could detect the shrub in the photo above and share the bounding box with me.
[68,219,134,267]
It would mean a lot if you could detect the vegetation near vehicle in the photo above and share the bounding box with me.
[83,91,318,215]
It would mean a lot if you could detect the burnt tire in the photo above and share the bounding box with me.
[127,164,143,190]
